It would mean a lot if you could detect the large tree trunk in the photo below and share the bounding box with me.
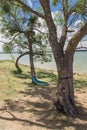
[39,0,87,117]
[54,55,77,117]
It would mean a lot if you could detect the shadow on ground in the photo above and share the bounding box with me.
[0,67,87,130]
[0,83,87,130]
[11,70,31,79]
[11,69,57,82]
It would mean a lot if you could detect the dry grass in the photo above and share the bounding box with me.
[0,60,87,130]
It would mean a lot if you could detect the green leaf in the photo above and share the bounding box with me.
[2,3,10,13]
[52,0,59,6]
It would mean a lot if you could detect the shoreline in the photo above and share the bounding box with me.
[17,61,87,76]
[0,59,87,76]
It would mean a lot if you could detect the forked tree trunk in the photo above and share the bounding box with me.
[54,55,77,117]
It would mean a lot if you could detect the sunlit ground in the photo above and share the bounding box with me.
[0,60,87,130]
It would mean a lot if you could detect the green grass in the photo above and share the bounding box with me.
[0,60,87,130]
[0,60,29,100]
[0,60,57,101]
[74,74,87,88]
[0,60,87,101]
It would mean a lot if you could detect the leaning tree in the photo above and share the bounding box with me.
[0,4,51,77]
[0,0,87,116]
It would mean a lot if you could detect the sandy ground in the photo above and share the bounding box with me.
[0,82,87,130]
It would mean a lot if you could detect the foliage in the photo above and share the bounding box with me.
[0,3,52,63]
[74,0,86,15]
[52,0,59,6]
[3,43,14,53]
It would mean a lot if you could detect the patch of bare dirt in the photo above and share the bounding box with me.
[0,84,87,130]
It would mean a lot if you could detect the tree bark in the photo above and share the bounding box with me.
[54,55,77,117]
[39,1,77,116]
[25,33,36,78]
[15,52,29,73]
[29,42,35,77]
[15,51,42,75]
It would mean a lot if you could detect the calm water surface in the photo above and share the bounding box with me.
[0,52,87,73]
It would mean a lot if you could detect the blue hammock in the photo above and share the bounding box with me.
[32,76,49,86]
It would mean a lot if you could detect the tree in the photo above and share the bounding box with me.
[0,4,51,77]
[0,0,87,116]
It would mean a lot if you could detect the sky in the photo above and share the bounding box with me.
[26,0,33,8]
[0,0,87,52]
[26,0,78,12]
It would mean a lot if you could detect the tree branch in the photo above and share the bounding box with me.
[39,0,51,18]
[15,0,45,19]
[34,28,49,35]
[68,0,86,16]
[10,32,20,43]
[67,14,78,28]
[59,21,67,48]
[65,23,87,54]
[0,32,19,44]
[16,42,29,50]
[58,1,69,48]
[76,47,87,50]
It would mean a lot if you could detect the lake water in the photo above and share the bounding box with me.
[0,52,87,73]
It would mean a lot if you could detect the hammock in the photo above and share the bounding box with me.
[32,76,49,87]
